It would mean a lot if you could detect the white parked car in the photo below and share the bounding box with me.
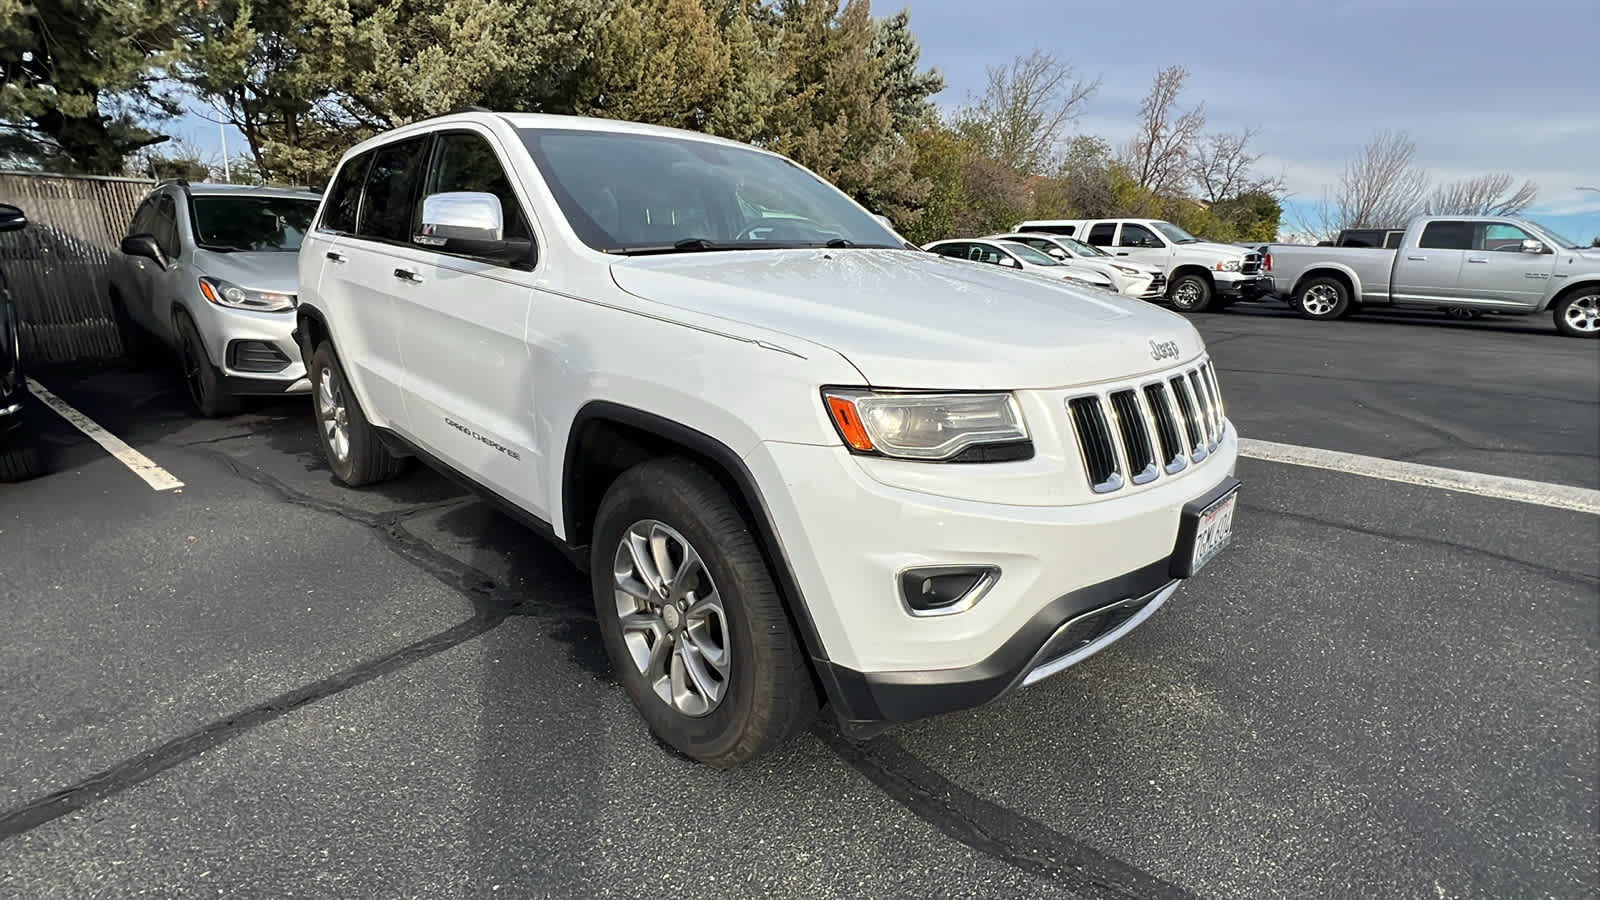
[921,238,1117,291]
[295,111,1240,766]
[986,232,1167,299]
[1013,218,1271,313]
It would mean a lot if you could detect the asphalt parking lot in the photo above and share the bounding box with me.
[2,301,1596,899]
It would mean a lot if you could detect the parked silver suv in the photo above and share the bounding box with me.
[109,181,322,415]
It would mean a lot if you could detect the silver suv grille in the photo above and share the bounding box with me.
[1067,360,1226,494]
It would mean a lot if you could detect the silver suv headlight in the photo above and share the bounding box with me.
[198,276,295,313]
[822,390,1031,461]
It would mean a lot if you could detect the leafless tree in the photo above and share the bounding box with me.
[1299,129,1430,240]
[953,50,1101,175]
[1119,66,1206,197]
[1424,173,1539,216]
[1189,128,1282,203]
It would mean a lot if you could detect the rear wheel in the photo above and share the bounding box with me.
[1553,289,1600,338]
[174,312,241,417]
[1168,273,1214,313]
[591,458,818,767]
[1294,277,1352,320]
[308,341,406,486]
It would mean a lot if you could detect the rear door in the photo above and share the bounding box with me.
[1456,221,1553,308]
[1392,220,1470,302]
[393,128,546,517]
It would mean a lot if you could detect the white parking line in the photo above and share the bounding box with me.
[26,379,184,492]
[1239,437,1600,516]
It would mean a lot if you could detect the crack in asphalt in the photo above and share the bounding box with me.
[1240,501,1599,588]
[0,448,543,842]
[819,727,1197,900]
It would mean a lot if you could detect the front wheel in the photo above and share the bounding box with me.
[1553,290,1600,338]
[174,313,241,417]
[591,458,818,767]
[1168,274,1214,313]
[1294,277,1352,320]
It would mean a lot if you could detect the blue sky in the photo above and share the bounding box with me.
[172,0,1600,242]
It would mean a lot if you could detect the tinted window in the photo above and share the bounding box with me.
[357,137,430,242]
[153,195,180,257]
[1419,221,1473,250]
[321,152,370,234]
[1478,222,1534,252]
[191,195,319,252]
[1119,223,1159,248]
[932,242,968,258]
[1384,231,1403,249]
[1087,223,1115,246]
[1018,224,1075,235]
[127,199,157,236]
[425,132,531,242]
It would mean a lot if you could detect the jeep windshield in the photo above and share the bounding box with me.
[190,195,318,252]
[1150,221,1202,244]
[519,128,904,254]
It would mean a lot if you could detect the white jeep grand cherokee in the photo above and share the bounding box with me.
[294,111,1240,767]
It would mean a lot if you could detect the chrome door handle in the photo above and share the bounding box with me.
[1406,255,1427,261]
[325,251,346,262]
[393,268,423,283]
[1467,257,1488,263]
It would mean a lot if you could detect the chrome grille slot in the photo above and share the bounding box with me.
[1204,363,1226,422]
[1188,369,1218,448]
[1108,390,1158,485]
[1067,396,1123,493]
[1168,375,1207,461]
[1143,383,1187,473]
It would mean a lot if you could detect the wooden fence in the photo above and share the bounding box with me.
[0,171,154,363]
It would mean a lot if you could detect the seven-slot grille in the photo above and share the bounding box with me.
[1067,359,1226,494]
[1241,253,1262,275]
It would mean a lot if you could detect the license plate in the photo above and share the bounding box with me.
[1188,490,1237,574]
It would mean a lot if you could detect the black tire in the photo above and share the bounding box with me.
[0,403,48,482]
[174,312,242,417]
[1167,273,1214,313]
[1293,276,1352,320]
[109,289,164,369]
[591,458,818,767]
[1552,289,1600,338]
[308,340,406,486]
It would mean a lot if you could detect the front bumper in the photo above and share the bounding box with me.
[745,426,1240,730]
[187,301,309,395]
[1217,275,1272,299]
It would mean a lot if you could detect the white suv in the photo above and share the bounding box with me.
[295,112,1241,766]
[1014,218,1270,312]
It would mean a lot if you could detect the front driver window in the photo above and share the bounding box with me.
[1479,223,1534,252]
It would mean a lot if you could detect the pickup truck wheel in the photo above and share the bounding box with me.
[592,458,818,767]
[1168,274,1213,313]
[1294,277,1351,320]
[174,313,242,418]
[1553,290,1600,338]
[308,341,406,486]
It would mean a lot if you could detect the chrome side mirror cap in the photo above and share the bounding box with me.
[413,191,533,264]
[1521,239,1546,254]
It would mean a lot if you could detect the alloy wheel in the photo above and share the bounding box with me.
[317,367,350,463]
[1564,295,1600,333]
[1301,284,1340,317]
[612,519,730,717]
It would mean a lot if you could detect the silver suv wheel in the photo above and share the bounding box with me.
[612,519,730,717]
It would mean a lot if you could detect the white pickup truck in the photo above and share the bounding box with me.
[1013,217,1270,313]
[1267,216,1600,337]
[292,111,1241,766]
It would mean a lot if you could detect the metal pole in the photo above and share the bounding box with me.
[217,104,231,183]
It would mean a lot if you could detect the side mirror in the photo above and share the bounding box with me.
[1000,256,1021,268]
[120,233,166,267]
[1047,248,1068,259]
[0,204,26,233]
[1521,239,1546,254]
[872,213,895,232]
[414,191,532,263]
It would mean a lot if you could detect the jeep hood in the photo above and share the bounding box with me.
[609,249,1206,389]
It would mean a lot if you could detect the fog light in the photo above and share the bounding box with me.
[898,565,1000,617]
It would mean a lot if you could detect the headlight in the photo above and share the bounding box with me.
[1111,264,1142,275]
[822,390,1031,461]
[1215,260,1242,273]
[198,276,295,312]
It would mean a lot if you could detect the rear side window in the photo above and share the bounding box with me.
[321,152,371,235]
[425,132,532,242]
[1418,221,1473,250]
[1383,232,1403,249]
[357,137,430,242]
[1087,223,1115,246]
[1019,224,1075,235]
[931,242,967,258]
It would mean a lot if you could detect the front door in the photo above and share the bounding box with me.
[1456,221,1555,308]
[393,128,545,518]
[1112,222,1172,270]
